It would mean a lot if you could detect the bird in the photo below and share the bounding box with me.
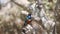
[24,14,32,26]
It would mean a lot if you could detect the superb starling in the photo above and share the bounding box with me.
[24,14,32,26]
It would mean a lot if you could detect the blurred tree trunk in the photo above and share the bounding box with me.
[55,0,60,34]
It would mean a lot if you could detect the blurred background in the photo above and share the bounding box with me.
[0,0,60,34]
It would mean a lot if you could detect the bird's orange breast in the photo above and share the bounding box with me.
[27,20,31,24]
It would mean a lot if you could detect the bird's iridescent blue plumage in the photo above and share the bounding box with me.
[27,14,31,19]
